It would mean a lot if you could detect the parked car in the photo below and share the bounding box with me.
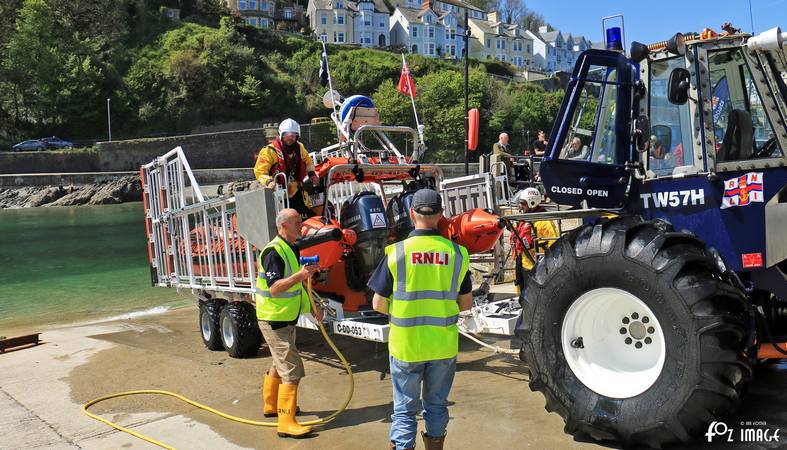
[11,140,46,152]
[40,136,73,149]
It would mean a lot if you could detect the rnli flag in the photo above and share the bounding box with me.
[721,172,764,209]
[319,51,329,87]
[397,60,416,97]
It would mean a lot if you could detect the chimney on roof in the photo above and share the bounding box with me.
[539,25,548,34]
[421,0,433,11]
[488,11,499,22]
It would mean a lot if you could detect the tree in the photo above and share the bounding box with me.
[372,68,492,162]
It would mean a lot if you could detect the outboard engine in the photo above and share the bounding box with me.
[340,191,389,277]
[387,190,416,241]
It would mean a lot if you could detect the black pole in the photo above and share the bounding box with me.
[463,6,469,175]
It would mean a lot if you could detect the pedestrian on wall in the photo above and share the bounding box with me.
[531,130,548,156]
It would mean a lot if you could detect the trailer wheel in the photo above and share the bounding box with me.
[520,216,752,448]
[220,301,262,358]
[199,299,227,351]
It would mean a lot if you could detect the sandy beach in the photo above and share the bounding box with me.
[1,302,785,450]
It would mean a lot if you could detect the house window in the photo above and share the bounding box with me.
[239,0,247,10]
[249,0,257,9]
[411,44,418,54]
[320,33,328,42]
[364,14,371,26]
[336,1,343,8]
[261,0,267,11]
[428,43,435,55]
[321,13,327,25]
[380,20,385,28]
[412,26,418,37]
[486,38,490,48]
[449,29,455,40]
[449,45,456,56]
[246,17,258,26]
[428,26,434,39]
[283,7,293,19]
[337,14,344,24]
[261,18,269,28]
[337,32,345,43]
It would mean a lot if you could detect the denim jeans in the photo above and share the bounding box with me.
[389,355,457,450]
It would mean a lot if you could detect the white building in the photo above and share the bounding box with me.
[307,0,390,46]
[389,5,465,59]
[527,26,592,73]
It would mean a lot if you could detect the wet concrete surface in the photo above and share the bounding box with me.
[0,306,785,449]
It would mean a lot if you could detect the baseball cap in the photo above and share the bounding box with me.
[411,188,443,215]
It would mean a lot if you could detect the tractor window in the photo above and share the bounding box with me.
[560,66,617,165]
[708,48,784,161]
[648,57,694,176]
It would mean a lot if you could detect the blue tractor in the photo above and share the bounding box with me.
[518,24,787,447]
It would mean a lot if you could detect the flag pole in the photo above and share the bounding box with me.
[322,41,344,146]
[402,53,424,146]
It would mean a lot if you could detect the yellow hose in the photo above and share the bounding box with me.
[82,279,354,449]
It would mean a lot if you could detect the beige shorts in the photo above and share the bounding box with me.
[259,321,305,383]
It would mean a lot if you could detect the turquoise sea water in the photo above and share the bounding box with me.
[0,203,189,333]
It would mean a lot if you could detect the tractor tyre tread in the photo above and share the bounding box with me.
[520,216,752,448]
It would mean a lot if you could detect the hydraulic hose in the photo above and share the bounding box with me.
[458,328,519,355]
[82,278,354,449]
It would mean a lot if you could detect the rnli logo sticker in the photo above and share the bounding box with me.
[410,252,450,265]
[370,212,386,228]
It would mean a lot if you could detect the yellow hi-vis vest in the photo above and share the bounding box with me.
[255,236,310,321]
[386,235,469,363]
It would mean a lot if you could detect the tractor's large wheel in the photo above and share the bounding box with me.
[520,216,752,448]
[220,301,263,358]
[199,299,227,351]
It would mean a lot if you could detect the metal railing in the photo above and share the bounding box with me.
[141,147,260,295]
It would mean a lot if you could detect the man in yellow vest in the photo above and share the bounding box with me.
[256,208,321,438]
[368,189,472,450]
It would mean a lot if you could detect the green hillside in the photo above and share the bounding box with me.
[0,0,564,161]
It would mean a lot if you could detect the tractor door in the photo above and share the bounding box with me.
[540,50,635,209]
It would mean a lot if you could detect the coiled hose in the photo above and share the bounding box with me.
[82,279,354,449]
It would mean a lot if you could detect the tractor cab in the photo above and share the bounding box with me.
[540,25,787,214]
[518,21,787,449]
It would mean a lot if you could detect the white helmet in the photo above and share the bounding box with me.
[278,118,301,137]
[516,187,542,209]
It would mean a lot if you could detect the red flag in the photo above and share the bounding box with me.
[397,61,416,97]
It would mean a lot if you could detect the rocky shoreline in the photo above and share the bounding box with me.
[0,176,142,208]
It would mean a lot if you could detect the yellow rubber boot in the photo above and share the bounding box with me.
[263,374,281,417]
[277,384,312,438]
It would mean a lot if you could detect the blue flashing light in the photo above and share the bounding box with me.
[606,27,623,51]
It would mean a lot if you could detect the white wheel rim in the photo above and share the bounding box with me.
[221,315,235,349]
[201,311,212,340]
[561,287,666,398]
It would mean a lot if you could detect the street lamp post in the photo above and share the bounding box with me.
[463,6,469,175]
[106,98,112,142]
